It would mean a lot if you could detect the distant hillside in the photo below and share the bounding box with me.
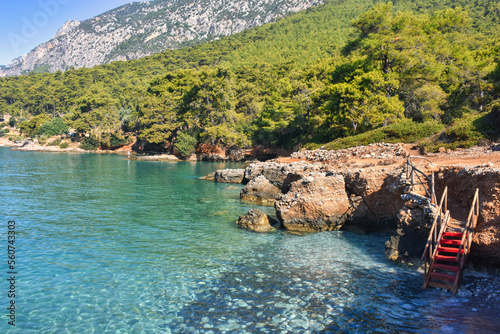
[0,0,323,77]
[0,0,499,153]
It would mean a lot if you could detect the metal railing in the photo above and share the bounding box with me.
[406,156,436,204]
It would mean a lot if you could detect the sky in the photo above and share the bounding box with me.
[0,0,139,65]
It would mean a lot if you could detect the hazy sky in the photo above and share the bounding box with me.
[0,0,139,65]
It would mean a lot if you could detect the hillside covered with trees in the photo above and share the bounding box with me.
[0,0,499,154]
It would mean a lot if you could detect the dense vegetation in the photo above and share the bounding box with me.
[0,0,499,152]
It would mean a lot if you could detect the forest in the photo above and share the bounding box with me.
[0,0,499,154]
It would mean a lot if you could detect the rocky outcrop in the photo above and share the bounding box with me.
[207,144,500,268]
[215,169,245,183]
[342,168,404,232]
[240,175,280,206]
[385,207,434,261]
[1,0,323,76]
[243,161,322,188]
[291,143,407,162]
[434,166,500,267]
[275,172,350,232]
[237,209,280,232]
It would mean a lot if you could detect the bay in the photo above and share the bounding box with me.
[0,147,499,333]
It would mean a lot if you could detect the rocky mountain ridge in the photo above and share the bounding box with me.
[1,0,323,77]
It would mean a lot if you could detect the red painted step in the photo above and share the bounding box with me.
[440,238,462,246]
[438,247,463,254]
[442,232,464,239]
[430,272,456,283]
[435,254,459,262]
[432,263,459,272]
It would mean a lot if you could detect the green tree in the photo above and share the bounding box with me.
[174,131,197,157]
[35,117,69,136]
[18,114,51,137]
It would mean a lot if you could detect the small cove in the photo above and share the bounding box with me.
[1,147,499,333]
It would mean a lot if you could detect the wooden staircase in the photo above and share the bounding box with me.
[422,187,480,293]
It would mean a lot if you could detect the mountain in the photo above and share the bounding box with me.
[0,0,323,77]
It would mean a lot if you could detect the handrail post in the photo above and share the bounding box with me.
[431,172,435,204]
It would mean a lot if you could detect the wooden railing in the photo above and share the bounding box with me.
[453,188,480,291]
[422,186,449,279]
[406,156,436,204]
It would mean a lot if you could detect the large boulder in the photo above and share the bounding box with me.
[243,161,322,189]
[214,169,245,183]
[236,209,280,232]
[342,168,404,231]
[275,172,350,232]
[240,175,281,206]
[385,207,432,262]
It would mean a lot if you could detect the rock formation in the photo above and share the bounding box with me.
[434,166,500,267]
[214,169,245,183]
[208,143,500,268]
[275,172,350,232]
[236,209,280,232]
[1,0,323,76]
[240,175,280,206]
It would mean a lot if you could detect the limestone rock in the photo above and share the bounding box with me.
[215,169,245,183]
[243,161,321,188]
[342,168,404,231]
[385,207,431,261]
[236,209,280,232]
[240,175,280,206]
[435,166,500,266]
[0,0,323,77]
[198,172,215,181]
[275,173,349,232]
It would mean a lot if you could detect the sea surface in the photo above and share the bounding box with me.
[0,147,499,333]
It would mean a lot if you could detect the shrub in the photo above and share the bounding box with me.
[311,119,444,150]
[35,117,69,137]
[8,117,17,128]
[8,135,24,142]
[174,131,197,157]
[48,138,62,146]
[99,133,128,149]
[80,136,99,150]
[110,134,127,147]
[59,141,69,149]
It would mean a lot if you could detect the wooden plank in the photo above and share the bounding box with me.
[430,272,456,283]
[427,281,454,290]
[438,247,463,254]
[432,263,460,272]
[440,239,462,246]
[435,254,459,262]
[442,232,464,238]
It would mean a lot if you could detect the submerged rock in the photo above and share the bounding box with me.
[198,172,215,181]
[237,209,281,232]
[240,175,281,206]
[215,169,245,183]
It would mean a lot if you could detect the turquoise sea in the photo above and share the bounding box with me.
[1,147,499,333]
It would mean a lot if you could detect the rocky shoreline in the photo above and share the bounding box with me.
[210,143,500,269]
[9,140,291,162]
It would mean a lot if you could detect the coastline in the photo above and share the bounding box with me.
[7,138,500,268]
[210,143,500,269]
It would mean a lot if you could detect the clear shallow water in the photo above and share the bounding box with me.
[0,147,499,333]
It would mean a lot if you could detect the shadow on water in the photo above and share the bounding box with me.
[161,231,500,334]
